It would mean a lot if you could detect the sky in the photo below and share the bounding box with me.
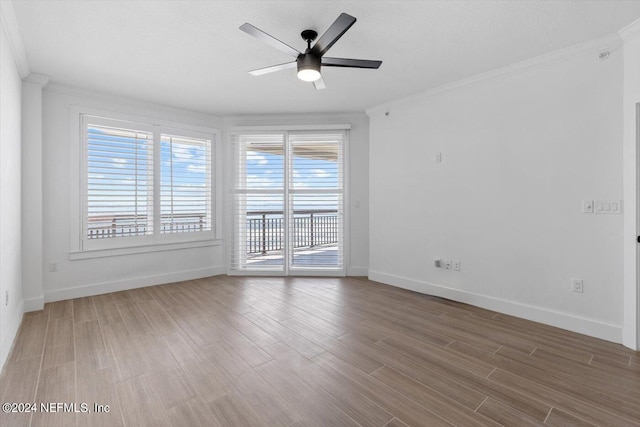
[244,142,341,214]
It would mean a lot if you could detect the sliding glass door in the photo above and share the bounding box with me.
[230,130,345,275]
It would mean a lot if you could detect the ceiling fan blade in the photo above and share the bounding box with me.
[322,57,382,69]
[313,75,326,90]
[240,23,301,57]
[249,61,297,76]
[310,13,356,57]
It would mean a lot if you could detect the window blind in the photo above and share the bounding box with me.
[289,132,344,268]
[86,123,153,240]
[160,134,213,234]
[81,114,217,249]
[230,133,286,271]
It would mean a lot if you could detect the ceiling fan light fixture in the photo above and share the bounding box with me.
[297,68,321,82]
[297,54,321,82]
[240,13,382,90]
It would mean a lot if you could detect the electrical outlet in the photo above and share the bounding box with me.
[571,278,584,293]
[435,152,442,164]
[49,262,58,272]
[444,260,452,270]
[453,260,460,271]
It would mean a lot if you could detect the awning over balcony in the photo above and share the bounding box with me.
[243,133,341,161]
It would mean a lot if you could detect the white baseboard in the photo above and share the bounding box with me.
[0,299,25,372]
[24,295,45,313]
[44,266,226,303]
[368,270,622,344]
[348,266,369,276]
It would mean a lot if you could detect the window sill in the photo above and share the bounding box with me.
[69,239,222,260]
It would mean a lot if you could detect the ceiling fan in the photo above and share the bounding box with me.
[239,13,382,90]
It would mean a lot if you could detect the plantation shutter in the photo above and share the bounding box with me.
[85,119,153,240]
[288,132,344,269]
[230,133,286,271]
[230,130,345,272]
[160,133,213,234]
[82,115,217,250]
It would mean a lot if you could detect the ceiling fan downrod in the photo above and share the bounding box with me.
[301,29,318,51]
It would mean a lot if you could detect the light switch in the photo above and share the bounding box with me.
[595,201,604,212]
[611,202,619,213]
[593,200,623,214]
[582,200,594,213]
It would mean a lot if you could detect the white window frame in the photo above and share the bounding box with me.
[69,106,222,259]
[287,130,346,274]
[227,125,350,277]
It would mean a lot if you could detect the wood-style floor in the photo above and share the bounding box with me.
[0,276,638,427]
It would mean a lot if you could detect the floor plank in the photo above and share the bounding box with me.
[92,294,123,325]
[371,365,499,427]
[73,297,98,323]
[476,397,545,426]
[32,362,76,427]
[264,341,394,426]
[48,300,73,320]
[312,351,453,427]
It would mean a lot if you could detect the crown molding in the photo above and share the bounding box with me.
[24,73,49,88]
[619,19,640,43]
[0,0,30,78]
[224,112,367,124]
[366,32,622,116]
[45,83,225,125]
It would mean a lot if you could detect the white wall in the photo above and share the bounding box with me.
[621,20,640,349]
[41,85,226,302]
[22,74,48,312]
[225,113,370,275]
[0,17,24,368]
[368,39,625,342]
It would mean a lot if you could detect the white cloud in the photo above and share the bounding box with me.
[173,147,194,161]
[112,158,127,168]
[248,152,269,165]
[246,175,277,186]
[187,164,206,173]
[312,169,330,178]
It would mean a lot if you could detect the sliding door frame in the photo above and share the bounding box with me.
[228,125,350,277]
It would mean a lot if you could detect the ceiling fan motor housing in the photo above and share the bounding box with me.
[297,52,321,74]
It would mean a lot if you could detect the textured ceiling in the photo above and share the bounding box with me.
[11,0,640,115]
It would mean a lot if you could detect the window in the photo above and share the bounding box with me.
[80,114,217,251]
[160,133,212,234]
[85,120,154,240]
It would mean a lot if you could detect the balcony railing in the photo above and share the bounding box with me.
[87,213,206,239]
[87,210,339,255]
[247,209,338,254]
